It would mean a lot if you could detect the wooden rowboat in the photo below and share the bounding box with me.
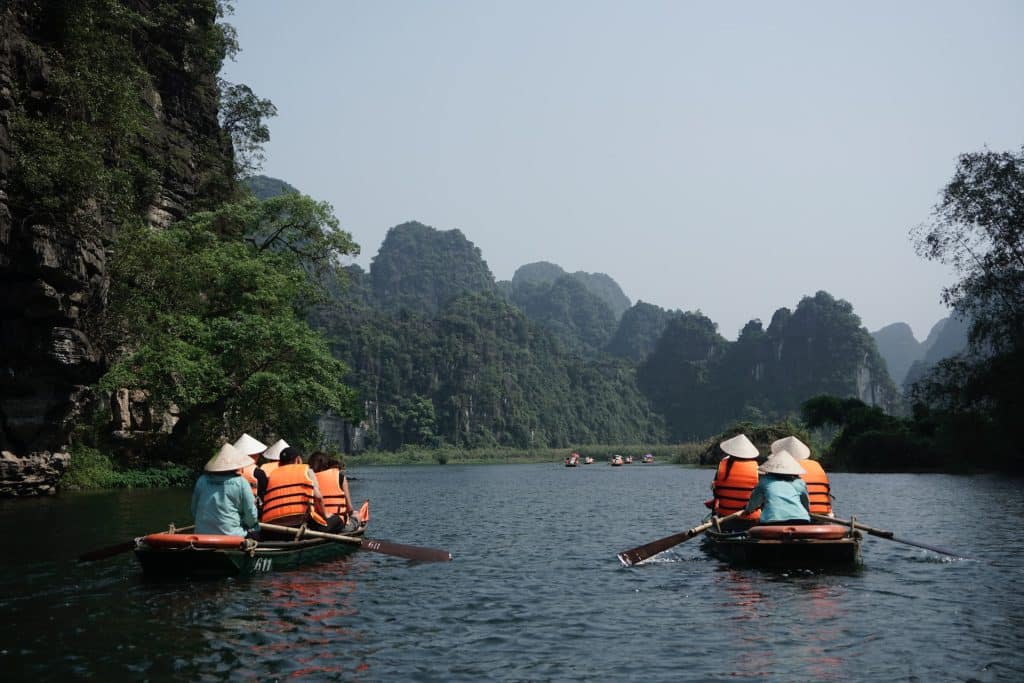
[701,522,862,569]
[134,522,367,578]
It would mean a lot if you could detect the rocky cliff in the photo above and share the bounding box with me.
[0,1,234,495]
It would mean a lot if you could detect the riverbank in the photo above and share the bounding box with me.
[349,444,706,466]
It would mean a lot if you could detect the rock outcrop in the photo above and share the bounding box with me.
[0,1,233,495]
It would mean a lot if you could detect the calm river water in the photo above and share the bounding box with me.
[1,463,1022,681]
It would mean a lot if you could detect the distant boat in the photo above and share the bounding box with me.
[565,452,580,467]
[624,455,634,464]
[610,455,624,466]
[583,456,595,465]
[642,453,654,464]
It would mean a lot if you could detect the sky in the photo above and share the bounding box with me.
[221,1,1023,341]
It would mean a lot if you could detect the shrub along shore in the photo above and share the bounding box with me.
[60,443,708,490]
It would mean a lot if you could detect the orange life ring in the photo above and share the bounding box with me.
[747,524,848,540]
[142,533,246,549]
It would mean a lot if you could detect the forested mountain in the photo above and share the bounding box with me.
[606,301,681,361]
[370,221,497,314]
[871,322,921,386]
[903,316,970,390]
[639,292,898,441]
[511,261,631,318]
[509,277,618,356]
[246,174,298,199]
[314,291,665,449]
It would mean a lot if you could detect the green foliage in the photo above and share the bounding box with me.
[100,195,358,461]
[244,174,300,200]
[697,420,815,465]
[370,221,497,314]
[62,446,192,490]
[219,80,277,177]
[907,146,1024,470]
[606,301,681,361]
[510,277,618,356]
[512,261,632,318]
[10,0,159,231]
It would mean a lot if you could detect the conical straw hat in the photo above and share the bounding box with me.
[758,450,805,476]
[205,443,254,473]
[263,439,289,461]
[232,433,267,457]
[719,434,759,459]
[771,435,811,461]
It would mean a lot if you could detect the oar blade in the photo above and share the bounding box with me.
[360,537,453,562]
[78,539,136,563]
[617,531,690,567]
[889,535,968,559]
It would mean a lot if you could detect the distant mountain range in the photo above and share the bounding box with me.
[871,317,969,390]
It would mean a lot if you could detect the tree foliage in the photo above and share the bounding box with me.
[510,277,618,356]
[100,196,358,463]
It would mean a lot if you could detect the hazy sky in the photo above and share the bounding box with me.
[221,1,1023,340]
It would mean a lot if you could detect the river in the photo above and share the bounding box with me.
[0,463,1021,681]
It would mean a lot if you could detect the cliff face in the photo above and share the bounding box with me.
[0,1,233,495]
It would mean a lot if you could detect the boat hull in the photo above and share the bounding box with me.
[702,528,862,569]
[134,534,362,578]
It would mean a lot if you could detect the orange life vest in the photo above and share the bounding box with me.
[240,464,259,498]
[799,459,832,515]
[315,469,348,518]
[712,457,761,521]
[262,464,327,526]
[260,461,279,477]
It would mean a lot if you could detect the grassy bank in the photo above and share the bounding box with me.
[61,446,193,490]
[350,443,707,466]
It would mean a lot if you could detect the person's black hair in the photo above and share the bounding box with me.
[279,446,302,465]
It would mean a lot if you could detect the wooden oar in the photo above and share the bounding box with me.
[258,523,452,562]
[812,513,969,559]
[617,510,745,567]
[78,524,196,563]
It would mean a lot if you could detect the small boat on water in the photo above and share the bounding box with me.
[642,453,654,463]
[610,455,624,466]
[701,521,862,569]
[135,510,370,577]
[565,452,580,467]
[624,455,634,464]
[584,456,595,465]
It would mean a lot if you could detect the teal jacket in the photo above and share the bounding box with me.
[743,475,810,522]
[190,472,258,536]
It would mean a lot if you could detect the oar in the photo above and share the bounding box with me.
[812,513,969,559]
[617,510,745,567]
[78,524,195,563]
[259,523,452,562]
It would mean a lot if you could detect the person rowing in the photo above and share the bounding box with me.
[741,449,811,525]
[191,443,260,538]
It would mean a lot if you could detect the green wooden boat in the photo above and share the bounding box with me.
[134,524,366,578]
[701,523,863,569]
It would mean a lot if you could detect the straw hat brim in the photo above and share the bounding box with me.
[757,450,805,476]
[232,433,267,456]
[205,444,255,472]
[263,439,289,461]
[720,434,759,460]
[771,436,811,461]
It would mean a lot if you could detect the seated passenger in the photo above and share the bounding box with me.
[233,433,267,501]
[261,446,344,534]
[191,443,259,537]
[252,438,289,513]
[771,435,833,516]
[742,450,811,524]
[308,451,355,528]
[709,433,761,527]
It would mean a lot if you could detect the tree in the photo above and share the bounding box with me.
[912,146,1024,354]
[218,79,277,178]
[909,147,1024,468]
[100,197,359,464]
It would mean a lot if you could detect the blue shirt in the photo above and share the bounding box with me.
[744,475,810,522]
[190,472,258,536]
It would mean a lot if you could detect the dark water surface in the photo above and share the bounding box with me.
[1,463,1022,681]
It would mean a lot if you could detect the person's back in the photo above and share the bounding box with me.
[262,462,325,527]
[191,444,258,536]
[710,434,761,524]
[312,455,352,521]
[754,476,810,523]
